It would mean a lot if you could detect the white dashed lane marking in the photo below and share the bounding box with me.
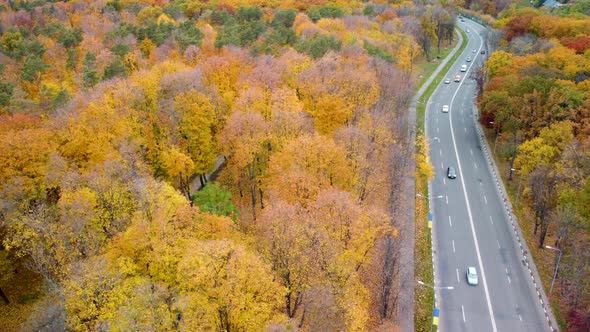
[462,305,466,322]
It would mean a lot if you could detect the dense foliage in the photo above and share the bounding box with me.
[479,7,590,331]
[0,0,460,330]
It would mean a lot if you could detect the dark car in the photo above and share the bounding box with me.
[447,166,457,179]
[481,50,486,54]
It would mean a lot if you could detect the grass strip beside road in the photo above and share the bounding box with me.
[414,28,467,332]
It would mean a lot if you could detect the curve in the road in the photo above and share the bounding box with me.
[426,18,556,332]
[445,30,497,332]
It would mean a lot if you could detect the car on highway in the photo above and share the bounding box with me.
[461,64,467,72]
[481,50,486,54]
[466,29,470,33]
[467,266,479,285]
[442,105,449,113]
[444,78,451,84]
[466,56,471,62]
[472,48,476,53]
[447,166,456,179]
[454,74,461,82]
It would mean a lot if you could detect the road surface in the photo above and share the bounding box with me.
[425,19,554,332]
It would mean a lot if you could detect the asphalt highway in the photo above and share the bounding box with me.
[425,20,551,332]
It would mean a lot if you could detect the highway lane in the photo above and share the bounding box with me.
[425,20,551,331]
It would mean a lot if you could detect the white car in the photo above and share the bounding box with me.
[467,266,479,285]
[472,48,477,53]
[442,105,449,113]
[444,78,451,84]
[466,56,472,62]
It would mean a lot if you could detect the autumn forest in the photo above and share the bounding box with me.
[0,0,456,330]
[1,0,589,330]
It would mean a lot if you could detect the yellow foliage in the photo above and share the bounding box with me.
[543,46,585,79]
[130,61,187,112]
[293,12,315,36]
[415,134,434,182]
[268,134,355,203]
[317,18,347,34]
[484,49,513,78]
[176,239,285,331]
[202,49,252,111]
[139,38,155,58]
[137,5,163,25]
[123,52,139,73]
[58,98,130,167]
[297,53,380,135]
[163,147,194,179]
[197,22,218,56]
[174,90,217,174]
[340,276,370,331]
[156,13,174,25]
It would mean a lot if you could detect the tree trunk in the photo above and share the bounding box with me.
[286,292,292,317]
[508,131,517,180]
[298,306,307,328]
[250,184,257,221]
[379,236,396,319]
[538,221,548,248]
[259,188,264,210]
[0,288,9,304]
[199,174,205,188]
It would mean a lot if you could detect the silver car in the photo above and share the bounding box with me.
[447,166,456,179]
[467,266,479,285]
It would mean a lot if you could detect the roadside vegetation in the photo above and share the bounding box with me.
[476,5,590,331]
[0,0,461,330]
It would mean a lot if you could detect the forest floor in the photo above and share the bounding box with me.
[0,265,45,331]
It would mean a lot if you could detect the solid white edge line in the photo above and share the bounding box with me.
[448,26,498,332]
